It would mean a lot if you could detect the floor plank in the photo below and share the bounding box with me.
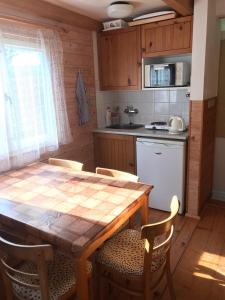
[163,201,225,300]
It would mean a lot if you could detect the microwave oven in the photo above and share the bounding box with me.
[144,62,190,88]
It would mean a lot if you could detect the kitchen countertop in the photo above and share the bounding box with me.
[93,127,189,141]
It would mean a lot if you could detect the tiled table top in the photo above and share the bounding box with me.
[0,162,151,255]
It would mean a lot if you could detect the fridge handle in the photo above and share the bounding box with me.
[137,141,170,147]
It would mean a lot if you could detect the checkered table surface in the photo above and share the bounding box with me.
[0,162,151,254]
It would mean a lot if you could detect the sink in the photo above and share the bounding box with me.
[106,124,144,130]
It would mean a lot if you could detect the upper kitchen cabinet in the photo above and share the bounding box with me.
[141,16,193,58]
[98,27,141,90]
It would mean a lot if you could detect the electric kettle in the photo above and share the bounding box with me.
[168,116,186,134]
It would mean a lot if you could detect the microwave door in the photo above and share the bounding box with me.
[151,65,165,87]
[158,69,163,86]
[149,64,176,87]
[164,68,170,86]
[150,65,157,87]
[157,65,171,87]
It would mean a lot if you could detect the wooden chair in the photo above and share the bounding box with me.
[0,236,92,300]
[96,196,180,300]
[96,167,139,229]
[49,158,83,171]
[96,167,139,182]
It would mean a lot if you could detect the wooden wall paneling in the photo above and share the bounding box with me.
[0,2,98,171]
[57,27,97,171]
[200,99,217,212]
[186,101,203,217]
[0,0,100,30]
[186,99,217,217]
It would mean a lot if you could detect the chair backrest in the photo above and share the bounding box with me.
[49,158,83,171]
[141,196,179,281]
[96,167,139,182]
[0,236,53,300]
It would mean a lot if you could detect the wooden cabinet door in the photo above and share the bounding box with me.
[98,35,114,88]
[142,24,173,55]
[99,27,141,90]
[173,20,192,51]
[142,16,192,57]
[94,133,135,174]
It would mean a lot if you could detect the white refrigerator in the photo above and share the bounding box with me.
[136,138,186,214]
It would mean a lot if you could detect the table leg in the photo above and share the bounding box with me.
[140,194,149,225]
[76,257,89,300]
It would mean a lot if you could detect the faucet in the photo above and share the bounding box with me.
[124,106,138,125]
[124,105,138,114]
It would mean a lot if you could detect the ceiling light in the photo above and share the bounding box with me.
[107,1,134,19]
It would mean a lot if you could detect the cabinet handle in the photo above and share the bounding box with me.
[129,162,134,167]
[137,61,142,66]
[128,78,132,86]
[142,47,146,52]
[179,25,183,31]
[149,41,153,48]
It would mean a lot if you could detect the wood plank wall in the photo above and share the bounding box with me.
[0,0,99,30]
[0,0,99,171]
[186,98,217,217]
[52,27,97,171]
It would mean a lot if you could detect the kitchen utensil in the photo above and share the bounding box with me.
[168,116,186,134]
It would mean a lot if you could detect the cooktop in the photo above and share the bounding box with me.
[145,122,169,131]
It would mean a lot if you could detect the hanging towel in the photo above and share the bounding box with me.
[76,71,89,125]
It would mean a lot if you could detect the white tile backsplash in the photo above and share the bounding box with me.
[96,88,190,128]
[154,102,170,114]
[169,102,183,115]
[154,90,170,102]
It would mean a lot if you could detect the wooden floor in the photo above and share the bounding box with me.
[161,200,225,300]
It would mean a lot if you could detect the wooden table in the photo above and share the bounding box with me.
[0,162,152,300]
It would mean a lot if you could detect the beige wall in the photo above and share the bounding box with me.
[0,0,98,171]
[187,0,220,216]
[213,40,225,201]
[204,1,220,99]
[216,0,225,17]
[215,40,225,138]
[190,0,208,100]
[191,0,220,100]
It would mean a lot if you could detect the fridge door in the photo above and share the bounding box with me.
[136,138,185,213]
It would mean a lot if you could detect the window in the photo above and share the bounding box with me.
[0,23,72,172]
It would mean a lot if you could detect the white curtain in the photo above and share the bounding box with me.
[0,21,72,173]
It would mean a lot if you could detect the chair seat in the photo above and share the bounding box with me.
[13,252,92,300]
[97,229,166,276]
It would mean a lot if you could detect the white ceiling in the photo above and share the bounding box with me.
[43,0,169,21]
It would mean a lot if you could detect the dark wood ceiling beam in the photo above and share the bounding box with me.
[163,0,194,16]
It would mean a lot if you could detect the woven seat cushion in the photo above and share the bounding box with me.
[12,252,92,300]
[97,229,166,276]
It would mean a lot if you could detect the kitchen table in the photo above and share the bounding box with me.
[0,162,152,300]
